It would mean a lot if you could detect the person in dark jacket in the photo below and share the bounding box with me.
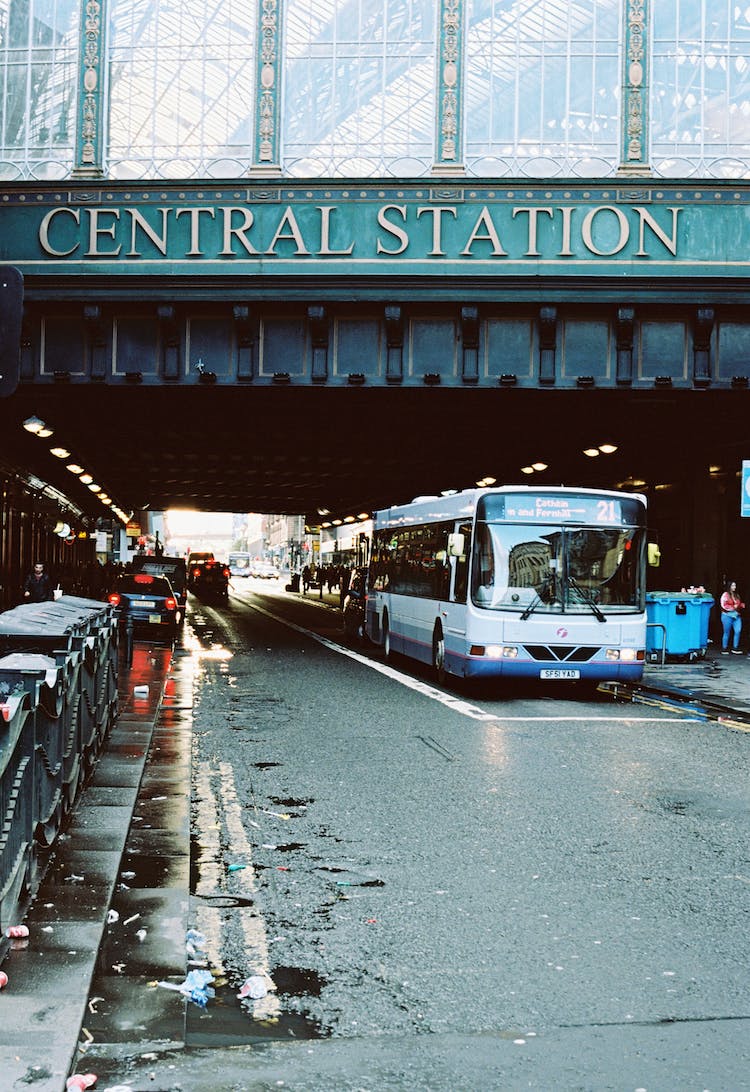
[23,561,54,602]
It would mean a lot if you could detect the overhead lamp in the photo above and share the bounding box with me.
[38,427,53,438]
[79,473,93,485]
[100,497,112,506]
[357,512,369,520]
[531,462,548,472]
[317,507,331,516]
[50,446,70,459]
[66,463,84,475]
[343,515,355,523]
[583,447,600,457]
[521,466,534,475]
[598,443,618,454]
[88,483,101,492]
[53,521,71,538]
[483,476,497,485]
[332,518,342,526]
[441,489,458,496]
[23,416,45,434]
[321,521,331,528]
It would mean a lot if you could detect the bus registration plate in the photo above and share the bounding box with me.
[540,668,580,680]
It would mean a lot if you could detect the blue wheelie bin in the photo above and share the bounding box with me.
[645,592,714,661]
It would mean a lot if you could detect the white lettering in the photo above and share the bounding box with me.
[127,208,170,256]
[460,207,507,256]
[86,209,121,257]
[219,207,259,255]
[635,206,681,257]
[376,205,409,255]
[512,207,554,257]
[175,207,215,256]
[39,207,80,257]
[416,206,457,256]
[265,207,310,255]
[581,206,629,256]
[318,206,354,256]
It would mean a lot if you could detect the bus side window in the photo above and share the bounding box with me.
[452,522,471,603]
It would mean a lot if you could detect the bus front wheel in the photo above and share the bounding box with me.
[433,624,447,685]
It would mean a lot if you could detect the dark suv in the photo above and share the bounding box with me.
[189,558,230,601]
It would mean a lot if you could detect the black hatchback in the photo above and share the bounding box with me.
[108,572,182,631]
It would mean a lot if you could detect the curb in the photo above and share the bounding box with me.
[602,679,750,729]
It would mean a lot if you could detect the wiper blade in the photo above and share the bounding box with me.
[568,577,607,622]
[520,593,543,621]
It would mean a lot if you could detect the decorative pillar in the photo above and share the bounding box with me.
[432,0,466,175]
[72,0,108,177]
[251,0,283,177]
[619,0,650,175]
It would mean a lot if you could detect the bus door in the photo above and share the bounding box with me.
[441,522,471,652]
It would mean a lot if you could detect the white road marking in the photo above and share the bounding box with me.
[245,601,699,724]
[193,759,281,1019]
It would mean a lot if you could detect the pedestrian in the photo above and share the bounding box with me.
[301,563,310,593]
[23,561,54,603]
[719,579,744,654]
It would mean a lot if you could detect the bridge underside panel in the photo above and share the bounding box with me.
[19,299,750,392]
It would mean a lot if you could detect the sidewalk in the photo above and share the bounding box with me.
[294,584,750,725]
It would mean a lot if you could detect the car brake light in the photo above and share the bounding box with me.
[223,567,230,578]
[192,567,200,577]
[108,592,121,606]
[165,597,176,611]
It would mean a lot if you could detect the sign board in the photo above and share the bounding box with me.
[741,461,750,517]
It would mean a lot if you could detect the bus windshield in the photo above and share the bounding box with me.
[470,521,644,613]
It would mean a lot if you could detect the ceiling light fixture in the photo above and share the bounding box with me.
[79,473,93,485]
[583,447,600,457]
[598,443,618,454]
[50,447,70,459]
[23,416,45,434]
[521,466,534,475]
[531,462,548,472]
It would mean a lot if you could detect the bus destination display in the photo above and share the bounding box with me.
[484,493,633,525]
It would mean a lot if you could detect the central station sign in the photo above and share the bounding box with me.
[1,182,749,278]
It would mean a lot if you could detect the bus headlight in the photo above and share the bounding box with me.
[468,645,517,659]
[605,648,639,661]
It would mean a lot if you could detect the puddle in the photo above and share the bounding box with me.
[273,965,327,997]
[185,980,325,1046]
[269,796,313,807]
[274,842,306,852]
[254,761,282,769]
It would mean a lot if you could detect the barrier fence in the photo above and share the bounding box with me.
[0,596,118,943]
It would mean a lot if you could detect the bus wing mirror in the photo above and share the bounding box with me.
[448,533,465,557]
[647,542,661,567]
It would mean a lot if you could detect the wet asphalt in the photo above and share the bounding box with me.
[1,586,749,1091]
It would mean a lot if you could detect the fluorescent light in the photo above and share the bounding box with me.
[88,483,101,492]
[38,427,53,438]
[23,416,44,433]
[531,462,548,471]
[50,447,70,459]
[521,466,534,474]
[66,464,84,475]
[79,473,93,484]
[583,448,600,457]
[483,476,497,485]
[598,443,618,454]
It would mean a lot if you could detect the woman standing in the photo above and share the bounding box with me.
[720,580,745,654]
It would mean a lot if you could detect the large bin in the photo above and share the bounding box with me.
[646,592,714,659]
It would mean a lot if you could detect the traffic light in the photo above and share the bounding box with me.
[0,266,23,398]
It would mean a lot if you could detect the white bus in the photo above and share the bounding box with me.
[365,486,650,685]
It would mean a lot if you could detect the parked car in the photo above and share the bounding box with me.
[189,558,230,601]
[342,567,368,639]
[130,555,187,622]
[253,562,280,580]
[107,572,181,632]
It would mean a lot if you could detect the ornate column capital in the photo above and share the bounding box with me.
[432,0,466,176]
[618,0,651,176]
[250,0,283,177]
[72,0,107,178]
